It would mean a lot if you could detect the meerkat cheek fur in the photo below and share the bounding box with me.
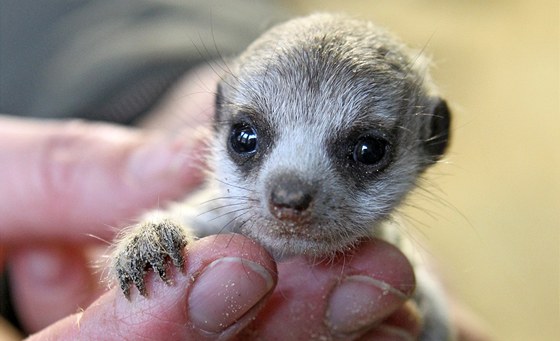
[112,13,453,340]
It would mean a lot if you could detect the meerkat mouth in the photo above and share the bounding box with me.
[234,213,365,258]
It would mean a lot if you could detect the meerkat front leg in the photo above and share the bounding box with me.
[112,216,189,298]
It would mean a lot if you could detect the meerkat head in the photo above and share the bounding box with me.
[210,14,450,258]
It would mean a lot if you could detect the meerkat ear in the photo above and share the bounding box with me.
[424,98,451,162]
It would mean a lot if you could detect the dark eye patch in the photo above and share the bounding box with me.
[352,134,391,168]
[328,125,394,189]
[226,110,275,176]
[230,122,258,155]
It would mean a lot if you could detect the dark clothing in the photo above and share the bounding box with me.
[0,0,289,124]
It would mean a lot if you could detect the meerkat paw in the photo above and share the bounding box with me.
[112,218,189,298]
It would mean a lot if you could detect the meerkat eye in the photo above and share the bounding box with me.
[229,122,258,154]
[352,135,391,168]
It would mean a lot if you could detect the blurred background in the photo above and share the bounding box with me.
[282,1,558,340]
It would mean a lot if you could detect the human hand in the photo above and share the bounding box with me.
[26,235,420,341]
[0,114,207,332]
[0,115,422,340]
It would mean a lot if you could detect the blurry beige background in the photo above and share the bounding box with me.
[285,0,559,340]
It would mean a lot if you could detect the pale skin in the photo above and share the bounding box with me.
[0,68,490,341]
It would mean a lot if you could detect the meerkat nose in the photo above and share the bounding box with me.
[268,173,315,222]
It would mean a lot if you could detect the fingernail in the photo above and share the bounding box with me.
[188,257,274,333]
[326,275,409,335]
[127,134,203,182]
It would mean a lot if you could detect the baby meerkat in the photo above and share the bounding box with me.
[113,13,452,340]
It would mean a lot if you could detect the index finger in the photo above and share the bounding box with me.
[239,238,418,340]
[0,116,206,242]
[24,234,278,341]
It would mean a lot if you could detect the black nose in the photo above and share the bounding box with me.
[269,174,315,221]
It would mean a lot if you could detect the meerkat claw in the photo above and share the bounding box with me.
[113,219,188,298]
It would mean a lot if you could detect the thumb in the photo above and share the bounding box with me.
[24,234,277,341]
[0,116,206,242]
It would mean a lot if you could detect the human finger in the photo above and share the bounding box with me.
[0,116,207,243]
[8,244,105,332]
[24,234,277,341]
[236,238,418,340]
